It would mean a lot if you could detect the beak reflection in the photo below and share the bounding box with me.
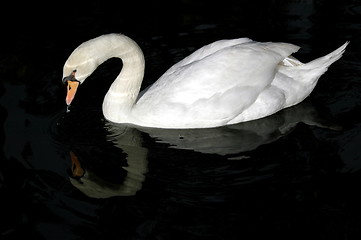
[70,151,85,178]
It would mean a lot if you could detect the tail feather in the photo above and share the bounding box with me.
[275,42,349,107]
[280,42,349,85]
[302,42,349,71]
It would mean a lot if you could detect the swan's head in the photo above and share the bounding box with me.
[62,38,103,106]
[62,33,144,106]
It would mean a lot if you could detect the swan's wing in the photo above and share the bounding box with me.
[135,40,300,127]
[137,38,253,101]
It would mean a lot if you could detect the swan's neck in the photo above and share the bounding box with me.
[102,35,145,123]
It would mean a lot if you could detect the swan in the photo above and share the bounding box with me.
[62,33,348,129]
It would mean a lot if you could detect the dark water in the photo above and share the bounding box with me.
[1,1,361,239]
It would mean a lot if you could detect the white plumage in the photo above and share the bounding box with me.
[63,33,348,129]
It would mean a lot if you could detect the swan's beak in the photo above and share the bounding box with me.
[65,80,80,105]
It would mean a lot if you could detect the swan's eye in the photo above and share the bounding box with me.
[62,70,78,85]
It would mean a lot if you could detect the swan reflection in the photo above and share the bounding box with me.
[108,99,339,156]
[68,100,337,198]
[67,127,148,198]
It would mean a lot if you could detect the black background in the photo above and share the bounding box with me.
[1,1,361,239]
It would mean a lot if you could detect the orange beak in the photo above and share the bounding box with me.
[66,81,80,105]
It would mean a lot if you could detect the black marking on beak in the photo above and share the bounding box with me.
[62,70,78,85]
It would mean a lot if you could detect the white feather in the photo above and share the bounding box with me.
[63,34,348,129]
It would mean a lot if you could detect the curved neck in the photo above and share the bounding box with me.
[102,35,145,122]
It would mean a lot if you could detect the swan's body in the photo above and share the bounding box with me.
[63,33,348,129]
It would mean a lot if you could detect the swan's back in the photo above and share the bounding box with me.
[133,39,301,128]
[166,38,253,72]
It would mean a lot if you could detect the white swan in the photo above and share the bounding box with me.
[63,33,348,129]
